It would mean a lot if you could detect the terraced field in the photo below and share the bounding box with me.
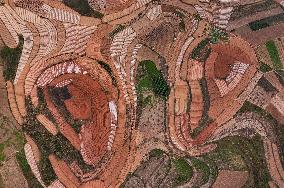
[0,0,284,188]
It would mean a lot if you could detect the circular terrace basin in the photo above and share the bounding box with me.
[47,67,114,166]
[205,36,258,119]
[213,43,253,79]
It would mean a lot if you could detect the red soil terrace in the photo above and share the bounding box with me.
[48,73,112,165]
[213,44,251,79]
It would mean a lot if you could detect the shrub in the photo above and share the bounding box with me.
[191,158,210,183]
[191,39,211,62]
[149,149,164,158]
[38,157,57,185]
[249,21,269,31]
[136,60,170,101]
[1,35,24,81]
[151,76,170,98]
[209,27,229,44]
[109,25,126,39]
[26,95,94,173]
[259,62,273,73]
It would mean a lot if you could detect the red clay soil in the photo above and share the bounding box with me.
[71,76,111,165]
[169,36,258,149]
[212,44,251,79]
[105,0,135,14]
[51,73,112,165]
[205,36,257,120]
[49,154,81,188]
[64,84,92,120]
[80,112,110,165]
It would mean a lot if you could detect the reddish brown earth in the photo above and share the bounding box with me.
[51,73,112,165]
[205,37,258,120]
[213,44,250,79]
[65,84,92,120]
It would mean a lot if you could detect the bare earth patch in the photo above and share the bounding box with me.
[212,170,249,188]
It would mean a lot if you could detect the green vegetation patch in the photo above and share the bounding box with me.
[239,99,284,171]
[238,101,267,116]
[149,149,164,158]
[266,40,283,70]
[249,13,284,31]
[62,0,103,18]
[172,158,193,185]
[191,78,212,138]
[191,158,211,184]
[209,27,229,44]
[24,96,95,185]
[136,60,170,107]
[16,149,44,188]
[174,10,186,32]
[23,100,57,185]
[191,39,211,62]
[0,114,43,187]
[259,62,273,73]
[249,21,269,31]
[0,144,5,163]
[0,35,24,81]
[209,136,271,187]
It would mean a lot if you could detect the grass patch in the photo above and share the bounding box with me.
[266,40,283,70]
[136,60,170,108]
[172,158,193,185]
[205,135,271,187]
[16,149,43,188]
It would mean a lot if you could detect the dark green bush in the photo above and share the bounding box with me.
[209,27,229,44]
[249,21,269,31]
[191,39,211,62]
[1,35,24,81]
[62,0,103,18]
[109,25,126,39]
[259,62,273,73]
